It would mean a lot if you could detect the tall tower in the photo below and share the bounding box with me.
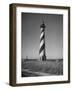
[39,21,46,61]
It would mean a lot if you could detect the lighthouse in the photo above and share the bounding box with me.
[39,21,46,61]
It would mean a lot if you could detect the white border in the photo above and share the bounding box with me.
[16,7,68,83]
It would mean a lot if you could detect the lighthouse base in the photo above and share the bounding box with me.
[40,55,46,61]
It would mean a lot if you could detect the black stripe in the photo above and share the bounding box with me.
[39,43,45,54]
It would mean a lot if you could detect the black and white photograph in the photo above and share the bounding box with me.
[21,13,63,77]
[9,4,70,86]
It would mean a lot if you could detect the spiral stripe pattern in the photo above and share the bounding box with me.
[39,22,46,61]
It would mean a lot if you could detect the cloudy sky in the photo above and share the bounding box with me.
[21,13,63,59]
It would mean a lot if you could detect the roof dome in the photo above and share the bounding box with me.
[40,21,46,28]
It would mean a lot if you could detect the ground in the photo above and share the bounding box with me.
[21,59,63,77]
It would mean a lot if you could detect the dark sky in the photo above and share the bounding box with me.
[21,13,63,59]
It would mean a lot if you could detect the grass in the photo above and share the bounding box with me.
[22,59,63,75]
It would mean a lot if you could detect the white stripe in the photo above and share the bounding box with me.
[40,32,44,39]
[41,28,43,31]
[40,40,44,48]
[40,50,44,57]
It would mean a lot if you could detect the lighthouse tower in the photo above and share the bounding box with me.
[39,21,46,61]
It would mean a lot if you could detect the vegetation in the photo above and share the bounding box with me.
[22,59,63,76]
